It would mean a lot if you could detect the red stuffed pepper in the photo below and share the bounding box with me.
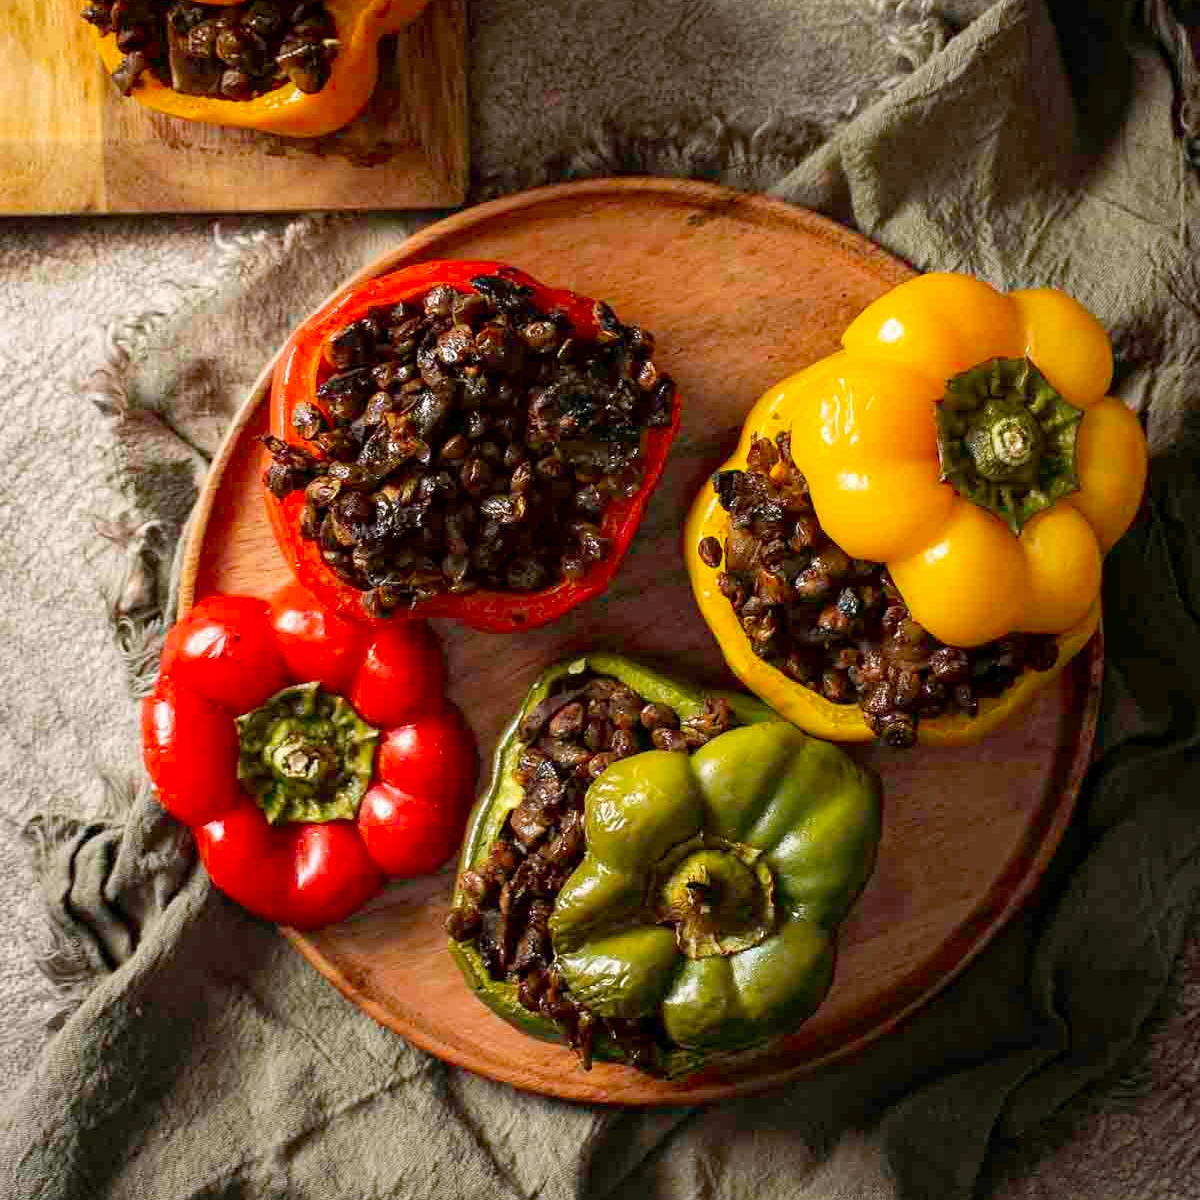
[142,584,477,929]
[262,260,682,631]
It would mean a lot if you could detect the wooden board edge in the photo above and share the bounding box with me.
[394,0,470,203]
[178,350,279,615]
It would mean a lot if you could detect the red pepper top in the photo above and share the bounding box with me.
[142,585,477,930]
[264,260,683,632]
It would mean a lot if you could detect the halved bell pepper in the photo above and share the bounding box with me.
[264,260,682,632]
[685,273,1148,745]
[448,654,881,1076]
[91,0,430,137]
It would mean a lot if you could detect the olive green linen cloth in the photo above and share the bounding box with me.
[4,2,1200,1198]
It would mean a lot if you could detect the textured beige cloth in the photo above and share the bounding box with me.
[3,3,1200,1199]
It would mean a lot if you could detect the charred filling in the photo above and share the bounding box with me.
[81,1,339,101]
[262,273,674,619]
[700,431,1058,748]
[445,672,737,1072]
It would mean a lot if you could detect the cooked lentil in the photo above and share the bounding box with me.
[263,274,674,618]
[705,431,1058,748]
[445,672,737,1071]
[81,1,339,100]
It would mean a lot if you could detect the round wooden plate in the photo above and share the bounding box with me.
[181,178,1101,1106]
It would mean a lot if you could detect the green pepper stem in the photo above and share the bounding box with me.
[653,835,776,959]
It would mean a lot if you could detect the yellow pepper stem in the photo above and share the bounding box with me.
[936,357,1084,534]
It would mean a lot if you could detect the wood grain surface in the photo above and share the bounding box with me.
[0,0,467,214]
[179,179,1102,1105]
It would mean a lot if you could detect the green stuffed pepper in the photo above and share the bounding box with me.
[446,653,881,1078]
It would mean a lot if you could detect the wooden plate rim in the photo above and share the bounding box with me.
[178,177,1101,1105]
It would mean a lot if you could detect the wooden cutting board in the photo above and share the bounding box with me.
[0,0,467,214]
[179,179,1102,1104]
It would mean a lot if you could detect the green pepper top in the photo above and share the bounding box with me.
[448,653,881,1077]
[552,723,880,1059]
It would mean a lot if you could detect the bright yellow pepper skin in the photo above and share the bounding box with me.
[684,274,1147,746]
[92,0,430,138]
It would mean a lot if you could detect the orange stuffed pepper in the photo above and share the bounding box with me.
[82,0,429,137]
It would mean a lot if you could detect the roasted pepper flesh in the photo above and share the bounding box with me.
[447,655,880,1076]
[91,0,430,137]
[685,274,1145,745]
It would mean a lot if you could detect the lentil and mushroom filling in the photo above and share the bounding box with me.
[445,672,737,1071]
[262,274,675,619]
[700,431,1058,748]
[80,1,340,101]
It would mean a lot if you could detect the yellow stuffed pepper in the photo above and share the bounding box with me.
[85,0,429,137]
[684,274,1148,747]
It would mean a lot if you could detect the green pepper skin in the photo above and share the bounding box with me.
[447,654,881,1076]
[552,724,879,1056]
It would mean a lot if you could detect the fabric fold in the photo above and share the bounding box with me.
[4,3,1200,1200]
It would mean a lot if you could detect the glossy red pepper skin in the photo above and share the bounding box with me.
[141,587,476,930]
[264,260,683,632]
[195,797,383,930]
